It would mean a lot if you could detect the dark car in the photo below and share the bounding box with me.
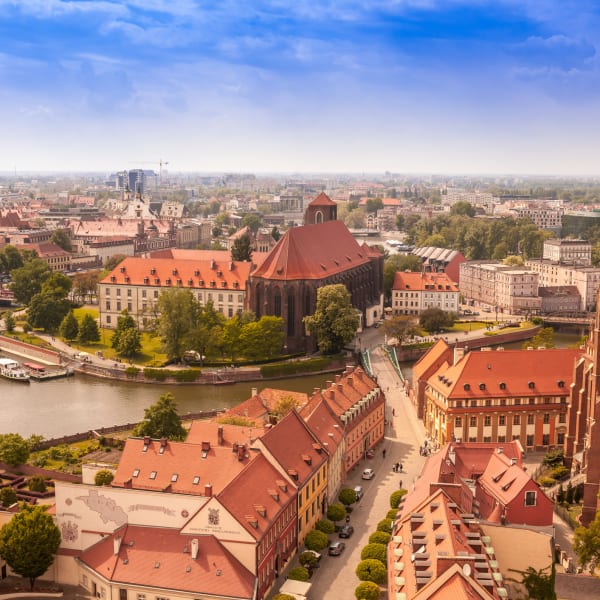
[339,524,354,538]
[328,541,346,556]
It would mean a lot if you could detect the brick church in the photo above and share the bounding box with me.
[248,193,384,353]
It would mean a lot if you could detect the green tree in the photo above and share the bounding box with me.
[0,504,61,591]
[376,518,393,533]
[390,489,407,508]
[508,565,556,600]
[114,326,141,357]
[354,581,382,600]
[327,503,346,524]
[10,259,52,304]
[78,313,101,344]
[271,226,281,241]
[383,316,419,346]
[273,394,302,418]
[419,307,453,333]
[361,543,387,563]
[304,529,329,551]
[59,310,79,341]
[0,433,31,467]
[231,233,253,262]
[50,228,72,251]
[3,311,15,333]
[355,559,387,584]
[28,476,47,493]
[133,393,187,441]
[0,487,17,508]
[156,289,200,360]
[111,309,137,350]
[299,551,319,569]
[40,272,72,298]
[239,316,284,360]
[369,531,391,545]
[315,519,335,534]
[304,284,359,355]
[240,213,262,234]
[287,566,309,582]
[27,292,71,331]
[94,470,115,486]
[522,327,555,350]
[450,201,476,217]
[338,487,357,507]
[104,254,127,271]
[2,245,24,271]
[574,510,600,572]
[503,254,525,266]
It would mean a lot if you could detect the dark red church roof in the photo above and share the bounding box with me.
[309,192,337,206]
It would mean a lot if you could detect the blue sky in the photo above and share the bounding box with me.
[2,0,600,175]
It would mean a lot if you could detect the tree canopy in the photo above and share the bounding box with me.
[78,313,101,344]
[230,233,253,262]
[0,504,61,590]
[419,307,455,333]
[133,393,187,441]
[304,284,359,355]
[574,510,600,573]
[111,309,141,357]
[0,433,31,467]
[50,228,72,251]
[10,259,52,304]
[59,310,79,341]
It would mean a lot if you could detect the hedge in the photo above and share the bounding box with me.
[376,518,393,534]
[386,509,398,520]
[315,519,335,534]
[260,357,332,378]
[172,369,201,382]
[354,581,381,600]
[288,566,309,582]
[369,531,391,545]
[143,368,169,381]
[390,489,408,509]
[355,559,387,584]
[125,366,140,378]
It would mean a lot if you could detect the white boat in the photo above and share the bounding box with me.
[0,358,31,383]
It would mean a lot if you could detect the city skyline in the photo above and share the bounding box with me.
[2,1,600,175]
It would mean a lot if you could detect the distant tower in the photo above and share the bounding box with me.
[128,169,146,196]
[304,192,337,225]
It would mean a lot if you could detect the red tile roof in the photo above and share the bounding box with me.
[251,220,373,280]
[112,437,257,496]
[300,395,343,454]
[79,525,254,599]
[308,192,337,207]
[478,452,532,505]
[318,367,379,418]
[186,421,265,448]
[392,270,459,292]
[100,255,252,290]
[149,248,269,270]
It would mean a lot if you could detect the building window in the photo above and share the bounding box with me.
[513,415,520,425]
[498,435,506,443]
[543,413,550,424]
[154,290,159,298]
[524,491,537,506]
[484,415,491,426]
[127,289,132,297]
[455,417,462,427]
[116,288,121,296]
[142,290,147,298]
[557,432,565,444]
[526,434,534,447]
[559,413,566,423]
[499,416,505,426]
[106,316,111,324]
[527,414,534,425]
[106,301,111,310]
[542,434,550,445]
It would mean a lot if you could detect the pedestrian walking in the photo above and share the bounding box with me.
[399,479,403,489]
[399,463,403,473]
[392,408,395,416]
[345,514,351,524]
[383,448,386,459]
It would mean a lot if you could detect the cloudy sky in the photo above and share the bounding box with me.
[2,0,600,175]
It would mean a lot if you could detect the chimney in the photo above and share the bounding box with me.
[217,426,224,446]
[204,484,213,497]
[233,442,238,453]
[113,535,122,555]
[347,376,353,387]
[251,387,258,397]
[237,444,245,461]
[229,261,234,270]
[143,436,151,446]
[454,346,465,366]
[202,441,211,451]
[329,389,335,400]
[211,259,216,269]
[191,538,199,559]
[160,437,167,448]
[335,374,342,382]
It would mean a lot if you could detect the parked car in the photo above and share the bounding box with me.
[328,541,346,556]
[353,485,363,501]
[339,524,354,538]
[362,468,375,480]
[463,309,472,315]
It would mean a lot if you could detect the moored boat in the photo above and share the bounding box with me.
[0,358,31,383]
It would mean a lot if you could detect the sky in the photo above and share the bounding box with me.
[2,0,600,176]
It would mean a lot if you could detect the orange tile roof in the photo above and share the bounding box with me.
[217,453,296,539]
[412,339,452,383]
[478,452,532,505]
[319,367,379,418]
[392,270,459,292]
[15,242,71,258]
[112,437,257,496]
[79,525,254,598]
[308,192,337,206]
[300,395,344,454]
[150,248,270,270]
[100,255,252,290]
[251,220,375,280]
[429,348,581,399]
[186,421,265,448]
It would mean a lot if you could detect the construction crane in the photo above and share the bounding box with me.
[129,159,170,189]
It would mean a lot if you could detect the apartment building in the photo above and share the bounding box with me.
[391,271,459,316]
[543,238,591,265]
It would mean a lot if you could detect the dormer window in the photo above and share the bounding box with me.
[192,476,200,485]
[144,277,149,284]
[557,380,565,388]
[149,471,157,480]
[154,278,160,285]
[110,276,116,282]
[528,381,535,389]
[194,270,200,277]
[177,279,182,286]
[165,278,171,285]
[172,269,178,275]
[120,266,126,273]
[132,469,140,478]
[151,268,156,275]
[499,382,506,390]
[171,474,178,482]
[479,383,486,390]
[188,279,194,286]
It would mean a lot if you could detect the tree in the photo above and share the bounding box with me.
[0,433,30,466]
[27,292,71,331]
[327,503,346,524]
[239,316,284,360]
[241,213,262,234]
[1,245,24,272]
[273,394,302,418]
[271,226,281,241]
[304,529,329,551]
[59,310,79,341]
[133,393,187,441]
[376,518,393,533]
[104,254,127,271]
[78,313,101,344]
[338,487,357,507]
[355,581,382,600]
[503,254,525,266]
[114,326,141,357]
[50,228,72,251]
[574,510,600,572]
[369,531,391,545]
[28,476,47,493]
[419,307,453,333]
[383,316,419,346]
[287,566,309,581]
[0,504,61,590]
[508,565,556,600]
[156,290,200,360]
[304,284,359,355]
[355,558,387,584]
[450,201,476,217]
[40,272,72,299]
[3,311,15,333]
[111,309,138,351]
[523,327,555,350]
[315,518,335,534]
[94,470,115,486]
[361,543,387,563]
[390,489,407,508]
[10,259,52,304]
[299,551,319,569]
[231,233,253,262]
[273,594,295,600]
[0,487,17,508]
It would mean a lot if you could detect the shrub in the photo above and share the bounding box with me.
[22,322,32,333]
[550,465,569,480]
[390,489,407,508]
[542,448,564,467]
[125,366,140,378]
[355,559,387,584]
[260,357,331,378]
[143,368,169,381]
[299,551,319,569]
[173,369,201,382]
[28,476,47,493]
[386,509,398,520]
[355,580,381,600]
[369,531,391,545]
[538,476,555,487]
[376,518,393,534]
[361,543,387,563]
[0,487,17,507]
[339,487,357,506]
[304,529,329,551]
[288,566,309,582]
[327,502,347,523]
[272,595,296,600]
[315,519,335,534]
[94,470,114,486]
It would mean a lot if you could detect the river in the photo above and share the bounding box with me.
[0,372,336,439]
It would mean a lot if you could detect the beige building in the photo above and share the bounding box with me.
[459,261,541,314]
[391,271,459,316]
[543,238,591,266]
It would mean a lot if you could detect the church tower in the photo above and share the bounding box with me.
[304,192,337,225]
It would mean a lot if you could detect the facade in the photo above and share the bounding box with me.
[511,206,563,231]
[410,246,466,283]
[459,261,541,314]
[543,238,591,265]
[391,271,459,316]
[15,242,72,272]
[248,194,384,353]
[525,259,600,311]
[98,254,253,328]
[422,346,580,450]
[538,286,581,314]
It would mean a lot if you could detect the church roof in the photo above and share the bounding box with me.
[251,220,371,280]
[308,192,336,206]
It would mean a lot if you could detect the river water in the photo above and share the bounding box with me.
[0,372,335,439]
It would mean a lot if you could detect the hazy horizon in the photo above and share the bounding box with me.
[3,1,600,175]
